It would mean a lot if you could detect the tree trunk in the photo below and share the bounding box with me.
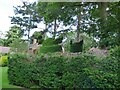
[53,19,57,39]
[27,15,32,50]
[76,3,83,42]
[99,2,108,48]
[44,23,48,39]
[77,11,81,42]
[99,2,108,23]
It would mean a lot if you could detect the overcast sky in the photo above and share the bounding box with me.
[0,0,38,38]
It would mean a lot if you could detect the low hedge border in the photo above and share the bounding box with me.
[40,45,62,54]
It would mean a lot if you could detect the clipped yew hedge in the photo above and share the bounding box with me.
[8,52,119,89]
[40,45,62,54]
[40,38,62,54]
[70,40,83,53]
[42,38,56,46]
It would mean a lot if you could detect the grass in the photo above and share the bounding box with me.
[0,67,22,89]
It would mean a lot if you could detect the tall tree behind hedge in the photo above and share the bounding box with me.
[37,2,66,38]
[10,1,42,40]
[5,25,23,46]
[86,2,119,48]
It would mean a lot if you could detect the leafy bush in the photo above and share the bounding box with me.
[109,46,120,58]
[109,46,120,85]
[40,45,62,54]
[8,53,119,89]
[0,55,8,67]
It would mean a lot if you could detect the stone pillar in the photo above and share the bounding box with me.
[33,39,37,44]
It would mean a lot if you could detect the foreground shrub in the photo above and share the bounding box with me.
[8,54,33,88]
[109,45,120,58]
[109,46,120,85]
[8,53,119,89]
[0,55,8,67]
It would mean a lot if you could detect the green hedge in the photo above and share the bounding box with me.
[42,38,56,46]
[8,54,33,88]
[8,53,119,89]
[40,38,62,54]
[70,40,83,52]
[40,45,62,54]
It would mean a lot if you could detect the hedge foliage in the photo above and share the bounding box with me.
[40,38,62,54]
[40,45,62,54]
[0,55,8,67]
[8,52,119,89]
[42,38,56,46]
[8,54,33,88]
[70,40,83,52]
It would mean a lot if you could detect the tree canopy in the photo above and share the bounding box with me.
[5,25,23,46]
[9,1,120,49]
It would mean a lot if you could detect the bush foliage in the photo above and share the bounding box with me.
[70,40,83,53]
[8,52,119,89]
[9,38,28,53]
[40,38,62,54]
[40,45,62,54]
[0,55,8,67]
[42,38,56,46]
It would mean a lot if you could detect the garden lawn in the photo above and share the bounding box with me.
[0,67,22,88]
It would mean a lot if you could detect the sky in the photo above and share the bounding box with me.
[0,0,38,38]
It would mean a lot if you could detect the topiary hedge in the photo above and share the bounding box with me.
[40,45,62,54]
[42,38,56,46]
[8,53,119,89]
[70,40,83,53]
[40,38,62,54]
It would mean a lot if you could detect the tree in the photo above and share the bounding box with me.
[10,1,42,40]
[37,2,119,50]
[37,2,64,38]
[9,38,28,53]
[30,31,44,44]
[81,2,120,48]
[0,39,4,46]
[0,31,4,46]
[5,25,23,46]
